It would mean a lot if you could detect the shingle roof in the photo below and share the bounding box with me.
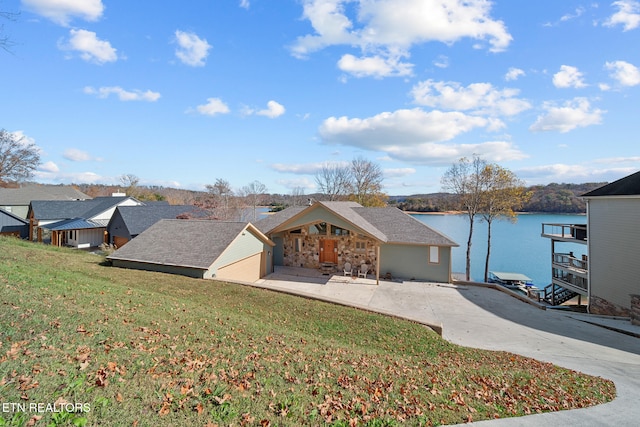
[29,197,132,220]
[582,170,640,197]
[254,206,307,234]
[0,185,89,205]
[107,220,253,269]
[353,207,458,246]
[113,205,200,236]
[257,201,458,247]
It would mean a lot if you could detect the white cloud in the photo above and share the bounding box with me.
[257,100,286,118]
[315,108,526,164]
[275,178,316,190]
[505,67,525,81]
[38,161,59,173]
[560,7,585,22]
[552,65,587,88]
[433,55,449,69]
[383,168,416,178]
[410,80,531,116]
[63,148,102,162]
[34,170,104,184]
[529,98,604,133]
[83,86,161,102]
[291,0,511,78]
[194,98,230,116]
[605,60,640,86]
[59,29,117,64]
[271,162,349,175]
[8,130,37,148]
[22,0,104,26]
[604,0,640,31]
[239,0,250,9]
[174,30,211,67]
[337,53,413,78]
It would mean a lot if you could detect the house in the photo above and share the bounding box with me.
[107,204,201,247]
[542,171,640,317]
[0,184,89,219]
[0,208,29,238]
[255,201,458,283]
[28,195,143,248]
[107,219,275,282]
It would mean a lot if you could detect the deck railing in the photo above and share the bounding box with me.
[541,223,587,241]
[552,252,588,273]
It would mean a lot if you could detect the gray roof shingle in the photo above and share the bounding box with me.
[30,197,132,220]
[107,220,251,269]
[0,185,89,205]
[582,170,640,197]
[113,205,200,236]
[256,201,458,247]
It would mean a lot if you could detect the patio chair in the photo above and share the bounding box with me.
[343,262,353,276]
[358,263,368,278]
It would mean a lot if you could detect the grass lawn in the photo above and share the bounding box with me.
[0,236,615,426]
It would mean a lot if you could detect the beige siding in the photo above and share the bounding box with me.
[588,197,640,312]
[216,253,263,282]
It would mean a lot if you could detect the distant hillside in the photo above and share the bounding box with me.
[13,182,607,214]
[389,182,607,214]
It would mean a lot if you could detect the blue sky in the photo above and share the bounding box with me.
[2,0,639,195]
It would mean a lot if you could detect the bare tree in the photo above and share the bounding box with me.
[119,173,140,196]
[205,178,233,219]
[1,7,18,53]
[479,164,530,282]
[0,129,41,184]
[350,156,386,206]
[243,180,268,221]
[290,186,306,207]
[314,162,352,201]
[441,155,488,281]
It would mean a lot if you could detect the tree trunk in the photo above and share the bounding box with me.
[484,219,493,282]
[466,214,474,281]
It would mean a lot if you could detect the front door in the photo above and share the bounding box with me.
[319,239,337,264]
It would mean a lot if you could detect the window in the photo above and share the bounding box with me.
[429,246,440,264]
[355,241,366,252]
[289,228,301,234]
[331,225,349,236]
[295,238,302,252]
[309,222,327,235]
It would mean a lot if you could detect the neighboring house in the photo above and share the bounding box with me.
[107,204,200,247]
[0,184,89,219]
[255,201,458,283]
[542,171,640,317]
[0,208,29,238]
[107,219,275,282]
[28,196,143,248]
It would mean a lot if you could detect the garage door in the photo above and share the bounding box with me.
[216,252,264,282]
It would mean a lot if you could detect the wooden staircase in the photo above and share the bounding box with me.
[543,284,579,306]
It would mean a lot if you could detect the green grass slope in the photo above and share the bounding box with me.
[0,237,614,426]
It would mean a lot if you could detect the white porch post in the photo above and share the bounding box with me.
[376,245,380,285]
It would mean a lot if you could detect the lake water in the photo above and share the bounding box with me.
[412,213,587,287]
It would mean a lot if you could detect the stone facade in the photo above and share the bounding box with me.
[631,294,640,326]
[589,295,631,317]
[281,227,378,272]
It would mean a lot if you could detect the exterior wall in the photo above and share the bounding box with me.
[111,259,205,279]
[0,211,29,238]
[587,197,639,316]
[93,198,141,221]
[215,252,263,282]
[0,205,29,219]
[281,208,368,236]
[68,228,106,248]
[380,244,451,283]
[107,212,132,244]
[209,229,273,279]
[281,228,378,271]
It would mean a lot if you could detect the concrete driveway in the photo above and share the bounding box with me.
[253,267,640,427]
